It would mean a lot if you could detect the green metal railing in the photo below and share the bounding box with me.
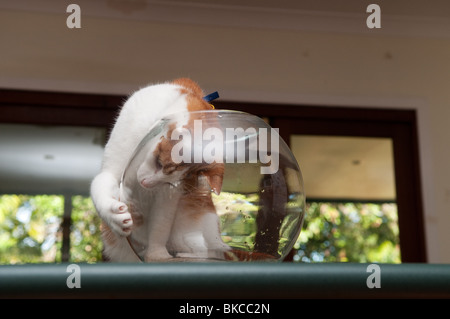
[0,263,449,298]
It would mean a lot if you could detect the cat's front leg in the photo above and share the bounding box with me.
[202,213,231,259]
[144,184,182,261]
[91,171,133,237]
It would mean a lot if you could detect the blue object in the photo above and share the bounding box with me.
[203,91,219,102]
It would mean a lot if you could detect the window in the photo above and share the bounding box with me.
[287,135,400,263]
[295,202,400,263]
[220,102,426,262]
[0,194,102,264]
[0,89,120,263]
[0,90,426,263]
[0,123,106,263]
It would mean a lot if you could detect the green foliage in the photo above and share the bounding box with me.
[295,202,401,263]
[0,193,400,264]
[0,194,63,264]
[70,196,103,263]
[214,192,260,251]
[0,194,103,264]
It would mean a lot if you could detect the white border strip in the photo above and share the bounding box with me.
[1,0,450,39]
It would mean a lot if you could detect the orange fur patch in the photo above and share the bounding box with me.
[172,78,214,115]
[172,78,204,97]
[177,171,217,220]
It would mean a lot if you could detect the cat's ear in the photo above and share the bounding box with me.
[206,174,223,195]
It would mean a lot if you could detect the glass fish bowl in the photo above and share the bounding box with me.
[119,110,305,262]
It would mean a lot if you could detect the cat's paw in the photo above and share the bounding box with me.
[207,243,231,260]
[175,252,207,259]
[209,242,231,252]
[105,199,133,237]
[144,247,173,262]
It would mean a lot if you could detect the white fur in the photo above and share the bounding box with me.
[168,202,230,260]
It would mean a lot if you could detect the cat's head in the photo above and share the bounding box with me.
[136,136,224,195]
[136,78,224,194]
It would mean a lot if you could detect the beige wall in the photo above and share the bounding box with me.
[1,7,449,262]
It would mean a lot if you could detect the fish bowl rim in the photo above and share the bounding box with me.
[160,109,258,121]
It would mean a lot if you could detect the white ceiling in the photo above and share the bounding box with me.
[1,0,450,38]
[3,0,450,19]
[162,0,450,19]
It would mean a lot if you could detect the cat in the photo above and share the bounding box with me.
[90,78,229,262]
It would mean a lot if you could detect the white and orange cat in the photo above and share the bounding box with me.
[90,78,229,262]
